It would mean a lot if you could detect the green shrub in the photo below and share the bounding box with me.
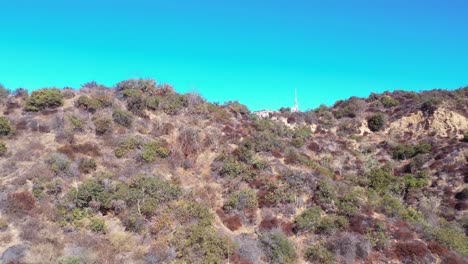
[78,158,97,174]
[45,153,71,175]
[304,244,336,264]
[160,93,188,115]
[122,89,142,98]
[315,215,349,235]
[338,193,360,216]
[218,155,249,179]
[0,84,9,98]
[115,137,140,158]
[69,115,85,132]
[377,194,404,217]
[421,99,440,115]
[25,88,64,111]
[0,217,10,232]
[251,131,284,152]
[115,78,156,94]
[392,141,432,160]
[58,256,83,264]
[176,202,214,227]
[381,96,399,108]
[112,109,133,128]
[32,178,63,199]
[174,223,234,264]
[463,131,468,142]
[0,116,12,136]
[146,96,160,111]
[367,167,401,194]
[92,116,112,135]
[252,117,274,131]
[431,221,468,256]
[225,101,250,115]
[0,142,6,156]
[414,141,432,154]
[68,179,111,209]
[66,207,90,226]
[114,175,181,211]
[291,126,311,148]
[89,217,106,233]
[123,89,147,116]
[402,172,429,190]
[223,188,258,212]
[94,93,113,107]
[367,113,385,132]
[76,95,101,112]
[366,223,389,250]
[260,231,297,264]
[295,206,322,232]
[115,175,180,217]
[264,183,295,205]
[455,187,468,200]
[392,144,416,160]
[141,141,171,162]
[402,206,424,224]
[315,181,338,205]
[334,97,364,119]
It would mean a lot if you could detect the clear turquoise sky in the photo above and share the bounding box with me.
[1,0,467,110]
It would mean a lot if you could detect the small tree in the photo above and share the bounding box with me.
[295,206,322,232]
[380,96,399,108]
[25,88,64,111]
[0,84,9,98]
[462,131,468,142]
[93,117,112,135]
[89,217,106,233]
[304,244,335,264]
[112,109,133,128]
[367,113,385,132]
[0,142,6,156]
[0,116,12,136]
[75,95,101,112]
[78,158,97,174]
[115,78,156,94]
[260,231,297,264]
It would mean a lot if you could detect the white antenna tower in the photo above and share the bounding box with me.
[292,88,299,112]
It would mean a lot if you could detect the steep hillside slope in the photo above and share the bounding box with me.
[0,82,467,264]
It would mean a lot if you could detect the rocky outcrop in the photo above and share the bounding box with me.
[387,108,468,138]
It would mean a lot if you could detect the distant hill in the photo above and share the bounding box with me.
[0,81,467,263]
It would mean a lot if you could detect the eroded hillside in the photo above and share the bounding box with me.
[0,81,467,264]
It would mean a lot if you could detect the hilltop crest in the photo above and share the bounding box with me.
[0,81,467,263]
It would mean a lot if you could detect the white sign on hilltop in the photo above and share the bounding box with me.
[291,88,299,112]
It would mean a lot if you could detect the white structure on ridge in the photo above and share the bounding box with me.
[291,88,299,112]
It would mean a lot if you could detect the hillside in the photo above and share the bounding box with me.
[0,81,467,264]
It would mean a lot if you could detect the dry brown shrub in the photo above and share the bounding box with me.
[178,126,202,158]
[392,240,431,260]
[454,201,467,211]
[152,121,174,137]
[349,215,373,235]
[0,231,12,245]
[440,252,467,264]
[259,217,279,231]
[427,240,449,256]
[15,119,28,131]
[224,215,242,231]
[7,191,36,214]
[19,217,43,242]
[57,142,101,159]
[391,220,414,240]
[280,221,294,236]
[23,243,59,263]
[38,123,51,133]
